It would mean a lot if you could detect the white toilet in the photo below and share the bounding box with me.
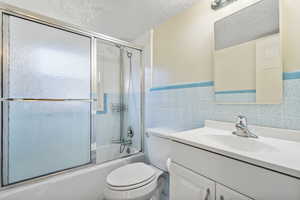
[104,129,172,200]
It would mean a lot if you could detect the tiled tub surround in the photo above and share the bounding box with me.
[146,71,300,131]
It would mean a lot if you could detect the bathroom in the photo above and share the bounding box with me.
[0,0,299,199]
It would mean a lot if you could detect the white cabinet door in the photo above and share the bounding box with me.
[216,184,253,200]
[170,162,215,200]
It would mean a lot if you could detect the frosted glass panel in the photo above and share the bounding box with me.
[94,42,142,164]
[6,101,91,184]
[7,16,91,99]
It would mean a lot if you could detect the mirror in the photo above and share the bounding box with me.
[213,0,282,104]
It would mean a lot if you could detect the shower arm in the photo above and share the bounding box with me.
[211,0,238,10]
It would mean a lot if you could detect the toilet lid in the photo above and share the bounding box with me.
[107,163,156,187]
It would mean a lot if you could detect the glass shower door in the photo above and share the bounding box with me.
[2,15,92,185]
[94,41,142,164]
[94,41,122,163]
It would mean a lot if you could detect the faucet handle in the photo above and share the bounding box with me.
[233,115,258,138]
[236,115,247,127]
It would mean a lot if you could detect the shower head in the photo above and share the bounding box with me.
[126,51,133,58]
[211,0,222,8]
[211,0,237,10]
[115,44,122,49]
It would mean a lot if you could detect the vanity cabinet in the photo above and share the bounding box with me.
[170,141,300,200]
[170,162,215,200]
[170,162,251,200]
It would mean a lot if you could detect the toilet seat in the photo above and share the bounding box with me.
[107,162,156,190]
[107,174,156,191]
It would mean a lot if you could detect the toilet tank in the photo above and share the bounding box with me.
[146,128,173,172]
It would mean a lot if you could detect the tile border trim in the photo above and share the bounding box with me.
[149,71,300,92]
[215,89,256,95]
[283,71,300,80]
[149,81,214,91]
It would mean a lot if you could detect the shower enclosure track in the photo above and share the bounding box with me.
[0,98,96,102]
[0,3,143,51]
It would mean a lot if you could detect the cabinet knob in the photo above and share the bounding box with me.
[220,195,225,200]
[203,188,210,200]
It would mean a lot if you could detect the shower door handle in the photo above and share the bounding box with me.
[203,188,210,200]
[96,72,105,112]
[93,38,105,113]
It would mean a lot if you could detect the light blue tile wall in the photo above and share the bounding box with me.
[146,76,300,131]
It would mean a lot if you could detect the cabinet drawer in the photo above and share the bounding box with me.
[171,141,300,200]
[170,162,215,200]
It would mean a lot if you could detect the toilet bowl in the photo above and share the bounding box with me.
[104,129,173,200]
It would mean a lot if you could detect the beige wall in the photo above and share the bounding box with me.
[153,0,300,87]
[214,40,257,92]
[282,0,300,72]
[153,0,213,87]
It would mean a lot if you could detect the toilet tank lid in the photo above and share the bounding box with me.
[147,128,176,139]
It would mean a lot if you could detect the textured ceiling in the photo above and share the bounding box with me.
[0,0,201,41]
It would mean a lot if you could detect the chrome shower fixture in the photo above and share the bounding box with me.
[111,103,128,112]
[127,126,134,138]
[127,51,133,58]
[211,0,238,10]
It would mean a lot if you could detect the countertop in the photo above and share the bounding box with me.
[168,124,300,179]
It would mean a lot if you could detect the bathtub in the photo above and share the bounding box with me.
[96,144,140,164]
[0,153,145,200]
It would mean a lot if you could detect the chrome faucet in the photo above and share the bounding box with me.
[112,127,134,153]
[232,115,258,138]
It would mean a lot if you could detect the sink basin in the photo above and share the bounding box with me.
[200,134,277,153]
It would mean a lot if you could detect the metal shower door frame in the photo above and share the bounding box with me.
[0,2,145,190]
